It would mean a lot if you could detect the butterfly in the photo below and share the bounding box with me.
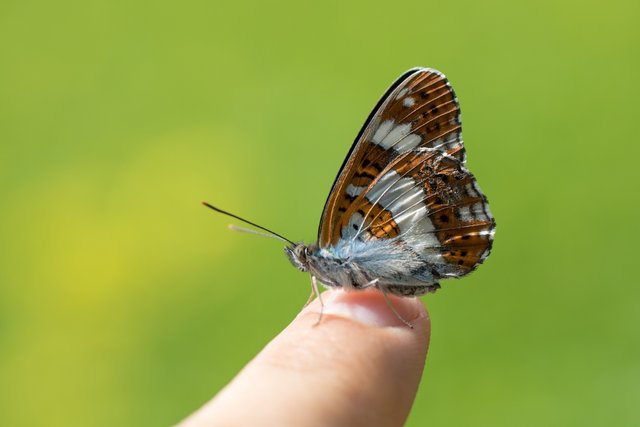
[204,67,495,326]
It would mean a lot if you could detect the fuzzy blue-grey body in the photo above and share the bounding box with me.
[285,237,446,296]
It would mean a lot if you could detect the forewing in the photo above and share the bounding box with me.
[319,68,465,246]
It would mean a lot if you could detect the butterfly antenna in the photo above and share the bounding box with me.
[201,201,296,246]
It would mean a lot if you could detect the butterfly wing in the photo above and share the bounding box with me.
[318,68,495,287]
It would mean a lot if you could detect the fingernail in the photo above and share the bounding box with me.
[319,289,424,327]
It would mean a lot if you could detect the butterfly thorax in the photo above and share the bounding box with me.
[285,242,375,291]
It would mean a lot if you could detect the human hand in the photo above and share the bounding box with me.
[179,288,430,427]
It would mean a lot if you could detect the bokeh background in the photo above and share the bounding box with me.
[1,0,639,425]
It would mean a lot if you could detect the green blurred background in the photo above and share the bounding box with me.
[1,0,638,425]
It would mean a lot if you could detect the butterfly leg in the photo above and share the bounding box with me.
[303,283,317,308]
[311,275,325,326]
[380,286,414,329]
[364,278,380,288]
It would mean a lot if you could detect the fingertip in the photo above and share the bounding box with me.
[272,289,431,424]
[182,289,431,427]
[302,288,429,330]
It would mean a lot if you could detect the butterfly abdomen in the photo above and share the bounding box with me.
[306,239,441,292]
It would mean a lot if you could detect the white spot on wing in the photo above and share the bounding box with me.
[381,123,411,149]
[366,171,407,205]
[403,214,440,252]
[471,202,487,220]
[394,205,427,227]
[446,131,459,145]
[372,119,394,145]
[346,184,365,197]
[396,88,409,99]
[403,97,415,107]
[395,133,422,152]
[458,206,473,221]
[372,122,422,153]
[465,183,478,197]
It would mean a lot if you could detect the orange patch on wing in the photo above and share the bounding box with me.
[335,198,400,241]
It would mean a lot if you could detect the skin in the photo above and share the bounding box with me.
[178,289,431,427]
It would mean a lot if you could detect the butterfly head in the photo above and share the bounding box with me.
[284,243,318,273]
